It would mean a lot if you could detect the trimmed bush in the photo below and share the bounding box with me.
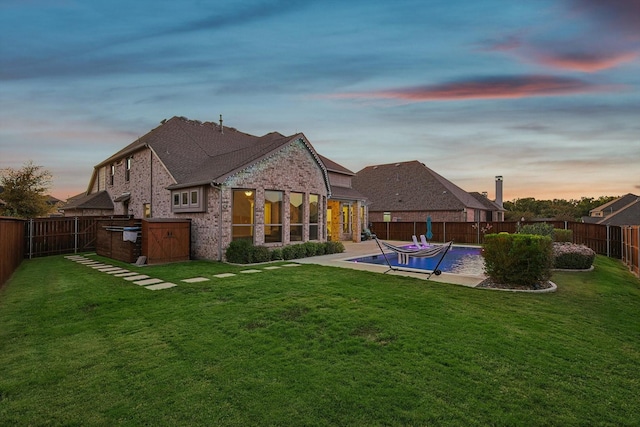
[553,229,573,243]
[226,240,344,264]
[225,239,254,264]
[270,248,283,261]
[516,222,554,238]
[483,233,553,287]
[252,245,272,263]
[553,243,595,269]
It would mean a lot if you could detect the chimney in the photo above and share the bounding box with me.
[219,114,223,134]
[495,176,503,208]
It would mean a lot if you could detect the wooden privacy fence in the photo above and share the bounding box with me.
[370,221,623,258]
[23,216,128,259]
[0,217,25,288]
[622,226,639,278]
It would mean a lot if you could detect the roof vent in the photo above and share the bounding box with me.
[219,114,224,134]
[395,163,401,167]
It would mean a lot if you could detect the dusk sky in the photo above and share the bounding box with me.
[1,0,639,202]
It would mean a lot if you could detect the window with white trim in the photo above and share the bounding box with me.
[171,187,206,213]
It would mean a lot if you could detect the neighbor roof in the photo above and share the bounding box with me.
[91,116,330,192]
[589,193,639,216]
[63,191,114,210]
[352,161,487,211]
[594,198,640,226]
[469,192,505,211]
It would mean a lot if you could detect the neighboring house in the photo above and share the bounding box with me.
[582,193,640,226]
[352,160,504,222]
[318,155,368,242]
[63,191,115,216]
[63,116,367,260]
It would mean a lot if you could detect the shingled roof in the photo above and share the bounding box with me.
[63,191,114,210]
[92,116,330,191]
[352,160,487,211]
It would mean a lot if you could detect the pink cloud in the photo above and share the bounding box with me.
[331,76,611,102]
[532,51,638,72]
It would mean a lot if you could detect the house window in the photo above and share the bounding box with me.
[171,187,205,213]
[264,190,283,243]
[232,189,254,241]
[342,203,352,234]
[309,194,319,241]
[125,157,132,182]
[109,164,115,185]
[290,192,304,242]
[143,203,151,218]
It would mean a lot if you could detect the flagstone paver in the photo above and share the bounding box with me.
[123,275,150,281]
[134,278,165,286]
[240,269,262,274]
[98,267,123,272]
[214,273,236,278]
[113,272,140,277]
[146,283,177,290]
[106,269,130,274]
[91,264,111,269]
[181,277,210,283]
[263,266,281,270]
[282,264,301,267]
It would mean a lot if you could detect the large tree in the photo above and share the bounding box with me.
[0,161,53,218]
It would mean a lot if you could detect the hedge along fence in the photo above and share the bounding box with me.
[369,221,622,258]
[0,217,25,288]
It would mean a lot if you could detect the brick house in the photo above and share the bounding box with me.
[64,116,365,260]
[352,160,504,223]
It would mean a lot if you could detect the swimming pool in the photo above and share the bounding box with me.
[348,245,485,276]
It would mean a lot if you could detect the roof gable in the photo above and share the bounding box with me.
[590,193,639,216]
[93,116,330,193]
[352,160,487,211]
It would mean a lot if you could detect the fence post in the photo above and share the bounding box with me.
[606,224,610,258]
[74,216,78,254]
[28,218,33,259]
[443,222,446,243]
[564,221,568,230]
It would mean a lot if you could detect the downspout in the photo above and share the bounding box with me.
[146,144,153,217]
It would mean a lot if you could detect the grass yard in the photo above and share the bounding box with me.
[1,254,639,426]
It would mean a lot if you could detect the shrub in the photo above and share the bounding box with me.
[225,239,254,264]
[324,241,345,254]
[282,244,306,260]
[516,222,554,238]
[270,248,283,261]
[302,241,320,257]
[553,229,573,243]
[553,243,595,269]
[483,233,553,287]
[251,245,272,263]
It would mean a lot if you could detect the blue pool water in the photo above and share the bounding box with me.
[348,245,485,276]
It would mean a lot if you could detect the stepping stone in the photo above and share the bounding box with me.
[105,269,130,275]
[98,267,123,272]
[79,261,100,265]
[181,277,210,283]
[123,275,150,281]
[134,278,164,286]
[240,269,261,274]
[66,256,85,260]
[282,264,301,267]
[113,272,140,277]
[91,264,111,269]
[214,273,236,278]
[263,266,281,270]
[146,282,177,290]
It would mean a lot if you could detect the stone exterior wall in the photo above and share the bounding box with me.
[217,140,328,259]
[84,139,328,261]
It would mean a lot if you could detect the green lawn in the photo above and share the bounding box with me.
[1,254,639,426]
